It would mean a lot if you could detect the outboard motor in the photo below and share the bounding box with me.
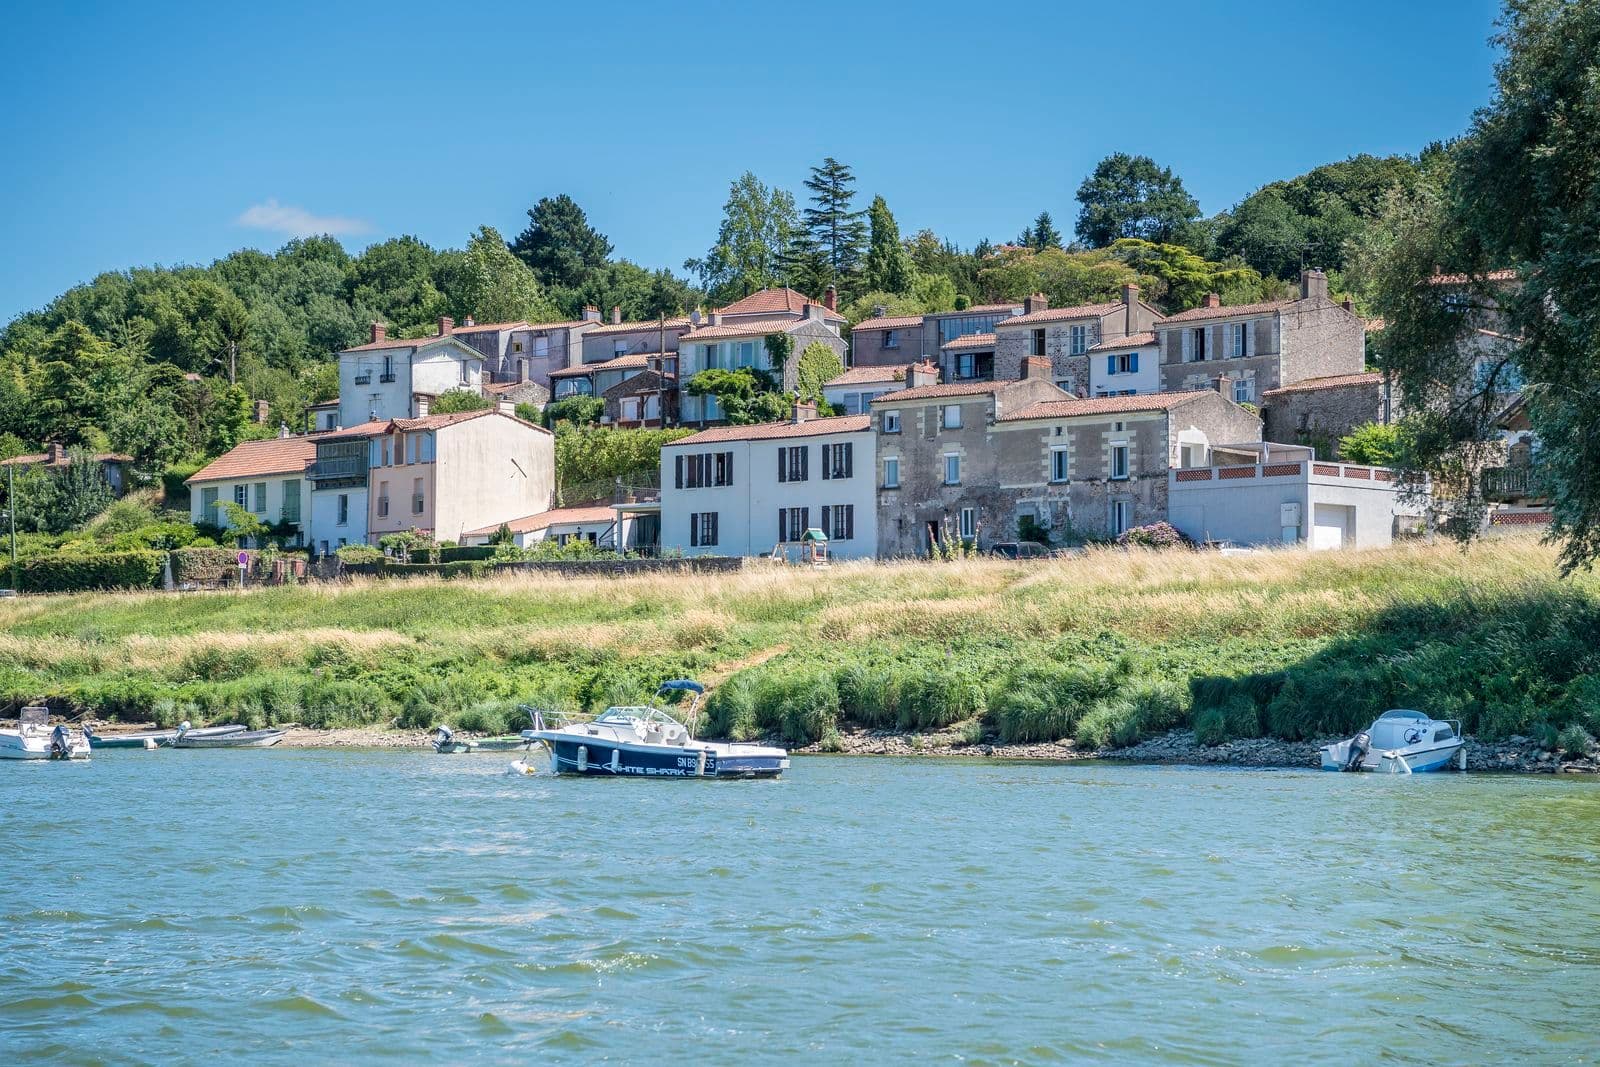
[50,724,70,759]
[432,725,454,753]
[1343,731,1371,772]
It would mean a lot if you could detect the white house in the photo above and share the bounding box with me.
[659,408,876,559]
[185,434,317,546]
[822,363,910,415]
[1088,333,1161,397]
[337,318,486,427]
[304,421,384,555]
[461,505,618,548]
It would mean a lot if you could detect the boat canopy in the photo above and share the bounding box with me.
[658,680,705,694]
[19,707,47,726]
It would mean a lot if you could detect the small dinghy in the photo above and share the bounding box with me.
[431,724,532,754]
[171,721,285,749]
[88,727,182,749]
[522,680,789,779]
[1321,710,1466,774]
[1,708,91,760]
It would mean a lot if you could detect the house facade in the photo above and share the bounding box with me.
[461,505,618,548]
[1087,333,1160,397]
[1156,270,1365,402]
[658,409,876,560]
[822,364,910,415]
[305,421,382,555]
[991,287,1162,394]
[576,310,692,372]
[185,434,317,545]
[364,408,555,544]
[677,307,847,424]
[1,444,133,496]
[1259,372,1390,458]
[454,310,605,388]
[338,319,486,427]
[848,304,1024,369]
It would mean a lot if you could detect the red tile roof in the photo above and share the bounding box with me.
[187,436,318,484]
[1427,269,1518,285]
[716,287,846,322]
[547,353,665,377]
[826,364,910,387]
[448,320,529,334]
[849,314,925,332]
[871,381,1016,403]
[1090,332,1157,351]
[316,419,389,441]
[680,316,824,341]
[941,332,997,351]
[1158,299,1295,324]
[1260,372,1384,397]
[1001,391,1218,421]
[341,333,477,353]
[583,316,693,337]
[464,506,616,538]
[994,301,1124,327]
[666,415,870,445]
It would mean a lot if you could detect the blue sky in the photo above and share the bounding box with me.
[0,0,1503,324]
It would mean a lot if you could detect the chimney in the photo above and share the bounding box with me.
[709,311,723,327]
[497,397,516,416]
[1122,283,1140,333]
[1341,297,1354,312]
[1203,293,1221,308]
[253,399,270,424]
[872,304,888,318]
[909,359,939,387]
[1300,269,1329,303]
[792,399,818,424]
[1213,374,1232,396]
[582,305,602,322]
[462,315,475,328]
[414,394,431,417]
[46,442,65,464]
[805,303,824,322]
[438,316,454,336]
[278,422,291,439]
[611,305,622,325]
[1024,292,1049,316]
[823,284,837,312]
[370,322,387,345]
[1022,356,1053,381]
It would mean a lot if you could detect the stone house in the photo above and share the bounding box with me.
[577,309,694,376]
[1,443,133,496]
[603,366,675,427]
[452,311,605,389]
[676,307,848,424]
[869,359,1067,556]
[1260,372,1390,458]
[991,286,1162,393]
[848,304,1023,369]
[1156,269,1365,402]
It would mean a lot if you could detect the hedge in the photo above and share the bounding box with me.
[172,547,248,585]
[437,546,496,563]
[21,550,166,593]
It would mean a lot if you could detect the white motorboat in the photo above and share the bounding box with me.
[0,708,91,760]
[171,721,285,748]
[1321,710,1467,773]
[521,680,789,779]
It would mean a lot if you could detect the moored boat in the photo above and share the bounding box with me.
[172,721,285,749]
[1,708,91,760]
[431,724,531,754]
[1321,710,1466,773]
[521,680,789,779]
[88,727,181,749]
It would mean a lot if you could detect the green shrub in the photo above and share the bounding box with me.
[21,550,166,593]
[987,663,1122,743]
[898,666,985,731]
[437,546,496,563]
[335,544,383,565]
[1557,723,1595,757]
[1193,694,1260,746]
[703,674,759,740]
[302,677,392,728]
[172,546,246,585]
[178,645,262,682]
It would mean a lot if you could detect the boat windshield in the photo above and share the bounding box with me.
[1377,709,1429,721]
[595,706,682,727]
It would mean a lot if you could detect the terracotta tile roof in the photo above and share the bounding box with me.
[826,364,910,387]
[583,316,693,337]
[1090,332,1157,351]
[994,301,1124,327]
[1158,299,1295,324]
[716,287,846,322]
[448,320,530,334]
[316,419,389,441]
[464,505,616,538]
[1000,391,1216,422]
[941,332,997,351]
[392,409,503,431]
[680,316,820,341]
[1427,269,1518,285]
[848,314,925,332]
[666,414,870,446]
[1260,372,1385,397]
[187,436,318,484]
[340,333,476,353]
[547,353,664,377]
[871,381,1014,403]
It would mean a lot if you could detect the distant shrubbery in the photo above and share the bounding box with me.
[20,550,165,592]
[1117,522,1190,549]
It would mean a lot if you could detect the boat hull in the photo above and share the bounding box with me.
[541,737,787,779]
[0,736,90,760]
[1321,739,1465,773]
[173,730,285,749]
[89,731,179,749]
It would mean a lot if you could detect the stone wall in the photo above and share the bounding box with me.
[1280,302,1367,386]
[1261,376,1386,458]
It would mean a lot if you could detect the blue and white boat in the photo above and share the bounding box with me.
[1321,710,1466,773]
[521,680,789,779]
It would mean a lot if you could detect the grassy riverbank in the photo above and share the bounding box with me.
[2,540,1597,754]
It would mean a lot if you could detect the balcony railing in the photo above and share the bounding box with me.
[308,456,366,481]
[1482,465,1545,502]
[379,373,397,384]
[353,374,372,385]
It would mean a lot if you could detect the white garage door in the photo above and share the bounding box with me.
[1312,504,1351,550]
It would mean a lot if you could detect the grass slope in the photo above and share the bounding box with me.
[2,540,1596,752]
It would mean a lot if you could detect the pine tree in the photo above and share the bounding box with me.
[1028,211,1062,250]
[863,195,916,294]
[802,158,868,292]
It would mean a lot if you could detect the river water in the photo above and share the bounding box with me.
[3,751,1598,1064]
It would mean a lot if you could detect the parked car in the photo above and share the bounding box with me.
[989,541,1052,560]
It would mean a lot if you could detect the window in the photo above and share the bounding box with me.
[336,494,349,526]
[412,477,425,514]
[883,456,900,488]
[1233,377,1254,404]
[233,484,248,508]
[620,398,640,421]
[1030,328,1046,356]
[823,504,854,541]
[883,329,900,349]
[613,340,628,358]
[1180,443,1206,468]
[513,340,523,353]
[534,336,549,358]
[959,507,976,540]
[821,442,853,480]
[1230,322,1248,358]
[377,481,390,518]
[201,487,218,517]
[778,507,810,543]
[674,451,734,489]
[252,482,267,514]
[944,453,961,485]
[1070,325,1088,355]
[881,410,901,434]
[460,360,470,385]
[737,341,755,367]
[1190,327,1207,361]
[1110,445,1129,480]
[1106,352,1140,376]
[282,479,301,523]
[713,451,732,486]
[689,512,719,547]
[1050,447,1070,483]
[942,404,962,429]
[1112,501,1132,535]
[778,446,808,483]
[382,354,395,382]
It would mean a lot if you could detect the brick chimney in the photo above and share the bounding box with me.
[46,441,65,464]
[1024,292,1049,316]
[370,322,387,345]
[438,316,454,336]
[1122,284,1141,333]
[823,284,837,312]
[709,311,723,327]
[1203,293,1222,309]
[1300,269,1329,302]
[792,398,818,424]
[582,305,601,322]
[610,305,622,325]
[1341,297,1354,312]
[253,399,270,424]
[909,359,939,387]
[1022,356,1053,381]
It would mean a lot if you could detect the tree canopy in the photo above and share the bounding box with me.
[1075,153,1202,247]
[509,194,614,291]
